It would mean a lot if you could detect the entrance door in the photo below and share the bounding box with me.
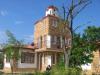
[47,56,51,66]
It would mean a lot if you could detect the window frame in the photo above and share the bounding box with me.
[21,52,35,64]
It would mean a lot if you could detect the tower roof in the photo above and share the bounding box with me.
[47,5,58,10]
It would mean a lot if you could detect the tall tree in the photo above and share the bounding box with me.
[4,30,23,75]
[60,0,91,68]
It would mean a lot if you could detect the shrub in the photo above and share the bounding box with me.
[50,65,82,75]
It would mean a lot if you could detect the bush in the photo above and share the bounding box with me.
[50,65,82,75]
[33,71,44,75]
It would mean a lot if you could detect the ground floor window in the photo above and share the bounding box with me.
[21,52,35,63]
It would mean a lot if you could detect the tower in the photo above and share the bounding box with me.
[34,5,71,71]
[45,5,58,17]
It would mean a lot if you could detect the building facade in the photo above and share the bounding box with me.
[3,5,71,73]
[34,5,71,71]
[91,42,100,74]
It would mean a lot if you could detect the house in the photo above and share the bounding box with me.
[3,5,71,73]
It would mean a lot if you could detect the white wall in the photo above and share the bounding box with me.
[4,54,11,68]
[4,49,37,69]
[46,8,58,16]
[81,64,91,71]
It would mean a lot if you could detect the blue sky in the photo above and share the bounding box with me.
[0,0,100,44]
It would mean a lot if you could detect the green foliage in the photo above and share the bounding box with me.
[0,53,4,62]
[4,30,24,60]
[84,26,100,49]
[69,26,100,68]
[4,30,24,75]
[50,65,81,75]
[6,30,17,44]
[43,55,82,75]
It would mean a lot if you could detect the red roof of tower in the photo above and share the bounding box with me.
[47,5,58,10]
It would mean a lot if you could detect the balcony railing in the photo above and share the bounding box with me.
[36,40,70,49]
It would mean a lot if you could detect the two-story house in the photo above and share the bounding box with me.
[3,5,71,73]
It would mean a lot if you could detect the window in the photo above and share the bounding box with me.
[37,36,42,48]
[44,35,47,47]
[52,20,57,27]
[57,37,61,48]
[21,52,35,63]
[51,36,57,45]
[46,35,51,48]
[50,10,52,14]
[40,36,42,48]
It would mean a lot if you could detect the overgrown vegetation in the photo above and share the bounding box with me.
[69,26,100,68]
[4,30,24,75]
[59,0,92,68]
[0,52,4,69]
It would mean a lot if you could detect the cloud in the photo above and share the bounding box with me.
[0,31,7,44]
[0,10,8,16]
[15,21,24,24]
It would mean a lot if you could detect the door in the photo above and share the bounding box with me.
[47,56,51,66]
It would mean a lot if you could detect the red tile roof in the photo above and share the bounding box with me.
[23,45,36,50]
[47,5,58,10]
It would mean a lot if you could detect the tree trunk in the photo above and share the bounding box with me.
[64,47,71,68]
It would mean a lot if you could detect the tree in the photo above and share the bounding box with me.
[4,30,23,75]
[58,0,92,68]
[69,26,100,68]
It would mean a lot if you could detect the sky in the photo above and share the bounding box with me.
[0,0,100,44]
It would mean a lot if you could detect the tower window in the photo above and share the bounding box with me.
[37,36,42,48]
[50,10,52,14]
[52,20,57,27]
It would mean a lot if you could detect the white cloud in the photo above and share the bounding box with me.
[15,21,24,24]
[0,10,8,16]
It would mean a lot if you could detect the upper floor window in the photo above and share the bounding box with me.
[51,36,57,45]
[44,35,47,47]
[37,36,42,48]
[52,20,58,27]
[57,37,61,48]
